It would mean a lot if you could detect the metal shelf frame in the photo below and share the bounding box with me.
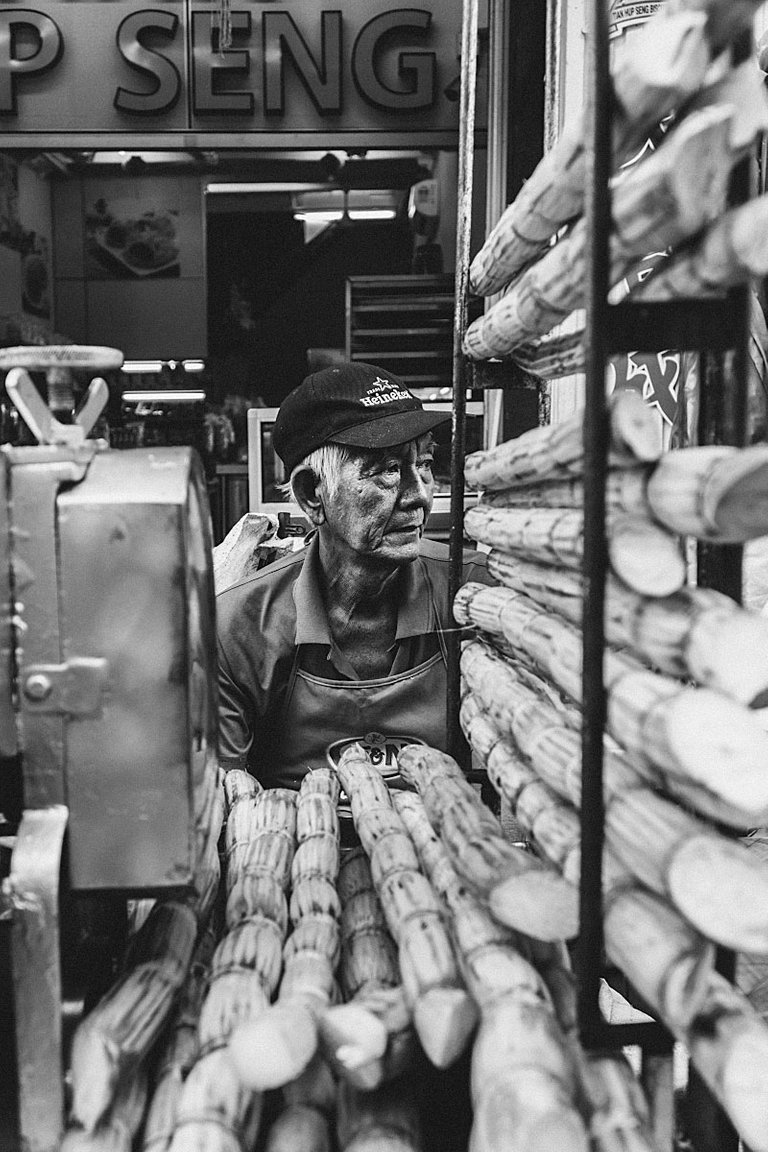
[448,0,756,1148]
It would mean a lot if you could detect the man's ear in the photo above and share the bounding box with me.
[291,466,325,526]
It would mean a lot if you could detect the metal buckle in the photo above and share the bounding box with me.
[326,731,426,778]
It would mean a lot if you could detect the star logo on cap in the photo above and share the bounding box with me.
[367,377,390,392]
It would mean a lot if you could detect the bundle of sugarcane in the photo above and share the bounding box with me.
[332,742,478,1068]
[395,740,579,940]
[464,503,686,598]
[61,1067,149,1152]
[460,632,766,832]
[459,684,768,955]
[318,846,417,1090]
[229,768,342,1090]
[464,95,767,362]
[468,0,761,296]
[168,787,297,1152]
[460,598,768,827]
[336,1075,422,1152]
[484,555,768,708]
[141,925,217,1152]
[465,18,768,361]
[397,742,715,1032]
[393,788,589,1152]
[68,897,199,1133]
[481,182,768,383]
[464,390,659,492]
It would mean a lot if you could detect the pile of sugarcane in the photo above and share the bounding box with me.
[56,751,691,1152]
[455,386,768,1151]
[462,0,768,377]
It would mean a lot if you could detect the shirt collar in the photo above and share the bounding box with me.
[293,534,435,645]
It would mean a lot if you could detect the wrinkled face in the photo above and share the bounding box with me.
[322,434,436,566]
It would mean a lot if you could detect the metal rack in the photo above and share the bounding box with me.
[447,0,755,1148]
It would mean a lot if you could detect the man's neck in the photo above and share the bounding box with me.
[316,532,404,677]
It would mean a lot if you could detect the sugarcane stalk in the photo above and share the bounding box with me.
[169,787,296,1151]
[469,1,760,295]
[464,503,686,598]
[69,898,198,1132]
[336,1075,422,1152]
[223,768,262,820]
[142,926,217,1152]
[461,608,768,824]
[393,789,588,1152]
[397,743,580,941]
[669,972,768,1152]
[62,1068,149,1152]
[646,443,768,542]
[225,787,296,893]
[319,847,416,1090]
[333,742,477,1068]
[602,878,716,1031]
[464,391,659,491]
[486,554,768,707]
[263,1054,336,1152]
[481,468,650,517]
[632,192,768,302]
[606,787,768,952]
[464,103,754,360]
[572,1050,658,1152]
[230,769,341,1090]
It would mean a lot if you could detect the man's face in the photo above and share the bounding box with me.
[322,434,436,566]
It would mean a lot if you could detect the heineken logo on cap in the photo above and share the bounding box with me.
[360,376,412,407]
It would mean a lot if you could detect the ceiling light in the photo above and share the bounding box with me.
[122,390,206,403]
[121,360,163,374]
[182,359,205,372]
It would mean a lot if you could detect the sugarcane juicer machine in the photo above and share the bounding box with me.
[0,345,218,1151]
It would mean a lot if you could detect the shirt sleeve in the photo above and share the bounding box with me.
[216,636,259,774]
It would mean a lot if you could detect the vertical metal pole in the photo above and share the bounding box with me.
[447,0,479,760]
[576,0,612,1042]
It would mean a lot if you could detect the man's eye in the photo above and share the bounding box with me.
[418,455,434,470]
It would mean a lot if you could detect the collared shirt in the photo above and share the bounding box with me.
[216,534,490,775]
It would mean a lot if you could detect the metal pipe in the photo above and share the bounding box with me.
[576,0,612,1046]
[447,0,479,761]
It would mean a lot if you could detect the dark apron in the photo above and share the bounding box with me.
[272,577,449,787]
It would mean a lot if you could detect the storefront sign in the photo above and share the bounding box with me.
[0,1,462,139]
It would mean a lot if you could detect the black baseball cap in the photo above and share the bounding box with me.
[273,361,450,474]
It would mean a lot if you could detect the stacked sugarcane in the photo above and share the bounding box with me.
[455,393,768,1151]
[60,763,225,1150]
[462,0,768,377]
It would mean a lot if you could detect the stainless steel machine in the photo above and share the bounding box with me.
[0,346,218,1151]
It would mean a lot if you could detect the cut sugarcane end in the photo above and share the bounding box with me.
[720,1023,768,1152]
[229,1003,318,1090]
[320,1002,389,1065]
[668,836,768,953]
[647,689,768,818]
[488,871,580,942]
[413,986,478,1069]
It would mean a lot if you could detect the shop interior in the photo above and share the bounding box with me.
[0,143,496,541]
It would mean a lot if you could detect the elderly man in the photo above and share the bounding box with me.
[216,361,489,787]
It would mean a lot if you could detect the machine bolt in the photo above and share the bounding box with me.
[23,673,53,702]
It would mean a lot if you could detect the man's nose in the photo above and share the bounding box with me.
[399,463,431,506]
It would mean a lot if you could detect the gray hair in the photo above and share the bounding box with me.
[282,442,354,504]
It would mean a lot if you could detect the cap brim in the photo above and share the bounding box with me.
[329,409,450,451]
